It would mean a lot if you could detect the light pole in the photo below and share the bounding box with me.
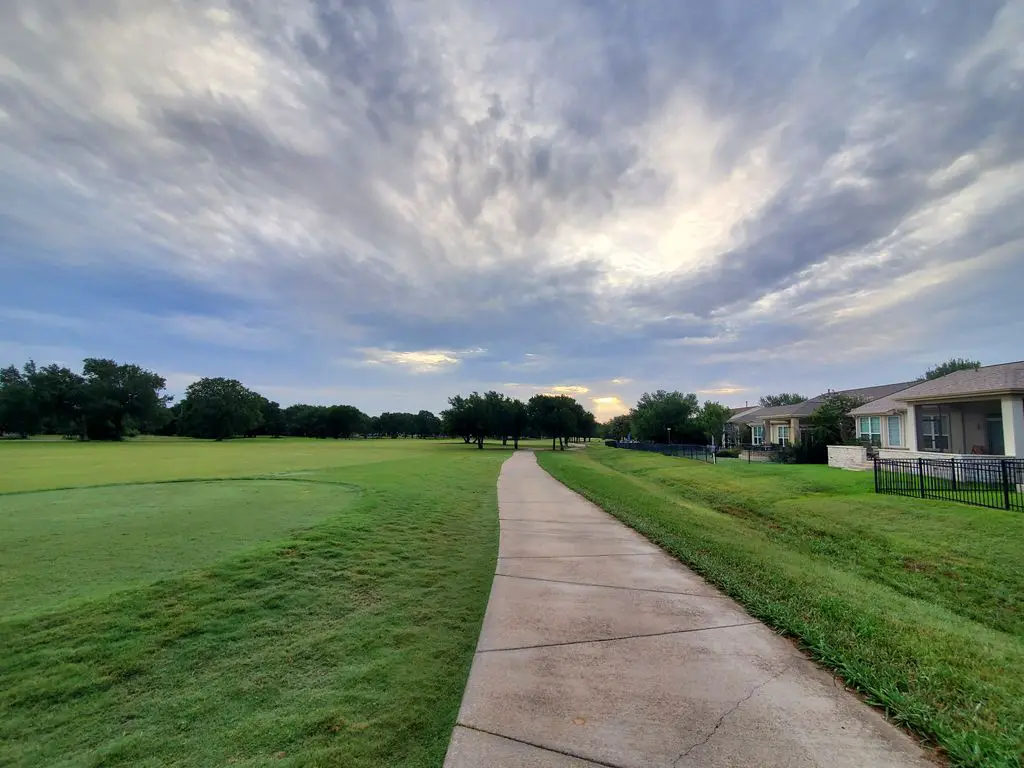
[667,427,672,444]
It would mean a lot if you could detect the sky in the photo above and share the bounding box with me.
[1,1,1022,420]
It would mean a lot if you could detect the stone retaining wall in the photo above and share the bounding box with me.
[827,445,869,470]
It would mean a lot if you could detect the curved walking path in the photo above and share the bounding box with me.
[444,451,933,768]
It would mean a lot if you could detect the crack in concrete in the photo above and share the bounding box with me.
[455,724,624,768]
[477,621,760,654]
[672,663,793,766]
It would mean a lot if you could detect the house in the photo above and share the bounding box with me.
[723,406,758,446]
[846,361,1024,458]
[728,381,916,447]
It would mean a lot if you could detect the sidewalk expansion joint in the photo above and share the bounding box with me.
[497,552,662,560]
[493,572,734,599]
[455,724,625,768]
[499,518,621,525]
[476,621,761,654]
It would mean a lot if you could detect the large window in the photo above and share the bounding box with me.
[858,416,881,446]
[919,412,950,452]
[777,425,790,446]
[887,415,902,447]
[751,425,764,445]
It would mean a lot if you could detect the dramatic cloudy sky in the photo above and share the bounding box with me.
[2,1,1022,418]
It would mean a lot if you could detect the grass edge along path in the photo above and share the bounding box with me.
[537,449,1024,768]
[0,448,503,768]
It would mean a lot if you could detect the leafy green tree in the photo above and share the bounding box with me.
[807,393,867,446]
[527,394,588,450]
[259,399,286,437]
[699,401,733,445]
[0,364,39,437]
[326,405,368,438]
[921,358,981,381]
[413,410,441,438]
[507,398,528,449]
[602,414,632,440]
[758,393,806,407]
[178,377,262,440]
[442,395,475,444]
[26,363,84,436]
[79,359,169,440]
[629,390,701,443]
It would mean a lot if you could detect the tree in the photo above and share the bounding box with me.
[758,393,806,407]
[413,410,441,438]
[526,394,588,450]
[26,363,84,436]
[507,398,528,449]
[602,414,632,440]
[629,390,701,443]
[442,395,472,443]
[79,358,169,440]
[921,358,981,381]
[699,401,732,446]
[0,364,39,437]
[259,399,286,437]
[178,377,262,440]
[807,393,867,446]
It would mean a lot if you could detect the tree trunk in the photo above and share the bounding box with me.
[463,435,471,444]
[514,436,519,450]
[477,435,484,449]
[552,436,556,451]
[502,436,508,446]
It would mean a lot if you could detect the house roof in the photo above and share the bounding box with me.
[728,406,764,424]
[733,381,916,422]
[850,361,1024,415]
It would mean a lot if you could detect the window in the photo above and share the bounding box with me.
[777,425,790,446]
[919,412,949,451]
[751,425,764,445]
[858,416,882,446]
[887,415,902,447]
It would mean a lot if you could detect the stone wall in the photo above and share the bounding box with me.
[827,445,869,470]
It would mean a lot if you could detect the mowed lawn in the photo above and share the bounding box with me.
[0,439,506,768]
[538,446,1024,768]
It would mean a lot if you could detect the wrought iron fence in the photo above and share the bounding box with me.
[613,441,716,463]
[741,444,779,463]
[874,456,1024,512]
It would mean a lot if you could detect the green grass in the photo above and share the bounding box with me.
[0,438,507,767]
[538,446,1024,768]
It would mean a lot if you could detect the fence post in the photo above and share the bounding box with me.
[1002,460,1012,511]
[873,457,879,492]
[917,458,925,499]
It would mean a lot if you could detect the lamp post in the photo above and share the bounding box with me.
[667,427,672,444]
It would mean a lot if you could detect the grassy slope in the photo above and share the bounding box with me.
[0,439,504,768]
[538,447,1024,768]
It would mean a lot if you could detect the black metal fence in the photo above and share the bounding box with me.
[874,456,1024,512]
[613,441,716,463]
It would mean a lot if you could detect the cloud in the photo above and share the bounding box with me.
[358,347,485,373]
[591,395,628,420]
[1,1,1022,414]
[698,384,749,396]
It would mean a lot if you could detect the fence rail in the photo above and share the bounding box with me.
[613,441,716,463]
[874,456,1024,512]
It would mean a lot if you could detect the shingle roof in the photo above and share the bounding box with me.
[733,381,917,421]
[728,406,764,424]
[894,361,1024,401]
[850,361,1024,415]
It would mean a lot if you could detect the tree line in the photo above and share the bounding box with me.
[441,391,597,450]
[0,358,598,446]
[599,390,733,445]
[0,359,448,442]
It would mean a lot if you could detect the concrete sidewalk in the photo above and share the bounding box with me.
[444,451,933,768]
